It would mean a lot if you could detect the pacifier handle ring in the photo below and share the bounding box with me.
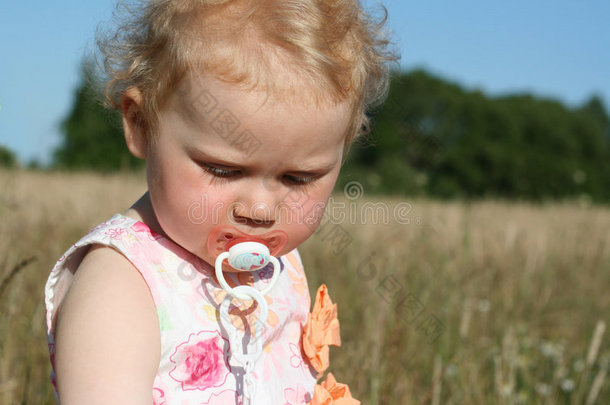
[215,253,281,300]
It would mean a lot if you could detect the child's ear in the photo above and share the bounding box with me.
[121,87,148,159]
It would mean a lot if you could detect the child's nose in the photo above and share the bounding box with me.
[230,177,290,226]
[232,201,276,226]
[231,183,283,226]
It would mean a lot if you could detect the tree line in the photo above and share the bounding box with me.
[340,70,610,202]
[5,63,610,203]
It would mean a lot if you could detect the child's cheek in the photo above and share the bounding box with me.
[279,198,329,251]
[184,188,232,227]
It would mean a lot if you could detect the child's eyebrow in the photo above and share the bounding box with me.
[185,145,242,166]
[173,87,256,128]
[286,162,338,174]
[174,91,214,129]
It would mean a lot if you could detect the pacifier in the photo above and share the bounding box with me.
[225,238,272,271]
[210,227,287,404]
[207,225,288,259]
[214,238,282,300]
[209,225,287,299]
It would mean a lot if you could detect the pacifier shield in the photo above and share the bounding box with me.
[207,225,288,261]
[227,241,270,271]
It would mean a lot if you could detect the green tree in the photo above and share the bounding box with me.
[340,70,610,203]
[53,60,144,171]
[0,145,18,168]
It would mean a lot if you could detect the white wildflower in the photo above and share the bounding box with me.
[540,341,555,358]
[445,364,458,377]
[560,379,574,392]
[477,299,490,313]
[535,382,551,397]
[516,391,528,404]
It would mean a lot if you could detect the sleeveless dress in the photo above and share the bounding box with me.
[45,213,318,404]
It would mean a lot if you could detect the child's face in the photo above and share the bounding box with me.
[135,74,352,267]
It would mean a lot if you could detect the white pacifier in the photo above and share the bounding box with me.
[214,239,282,405]
[215,240,281,300]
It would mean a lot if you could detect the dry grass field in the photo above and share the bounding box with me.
[1,169,608,404]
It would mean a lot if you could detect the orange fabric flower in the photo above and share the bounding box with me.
[302,284,341,376]
[308,373,360,405]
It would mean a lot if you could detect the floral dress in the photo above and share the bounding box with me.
[44,213,358,404]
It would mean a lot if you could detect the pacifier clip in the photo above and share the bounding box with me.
[214,240,281,405]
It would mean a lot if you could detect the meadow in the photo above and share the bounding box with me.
[0,169,608,404]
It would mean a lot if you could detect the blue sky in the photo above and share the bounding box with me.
[1,0,609,165]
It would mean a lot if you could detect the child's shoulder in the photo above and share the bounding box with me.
[62,243,156,311]
[46,213,159,322]
[56,243,159,335]
[53,243,161,401]
[57,243,159,332]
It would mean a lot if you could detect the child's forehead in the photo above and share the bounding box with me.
[168,73,352,159]
[173,66,353,124]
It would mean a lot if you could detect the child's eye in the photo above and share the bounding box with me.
[283,174,318,186]
[201,163,241,178]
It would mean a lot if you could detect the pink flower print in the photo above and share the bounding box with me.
[273,295,294,315]
[132,221,149,233]
[132,221,163,241]
[89,221,108,233]
[152,387,166,405]
[56,244,78,264]
[284,384,311,405]
[289,342,308,372]
[285,257,310,308]
[109,217,128,225]
[285,253,305,278]
[105,227,127,240]
[265,296,279,328]
[128,236,165,267]
[256,266,274,284]
[202,389,241,404]
[169,330,232,392]
[262,342,285,381]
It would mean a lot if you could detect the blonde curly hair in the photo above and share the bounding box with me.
[98,0,397,143]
